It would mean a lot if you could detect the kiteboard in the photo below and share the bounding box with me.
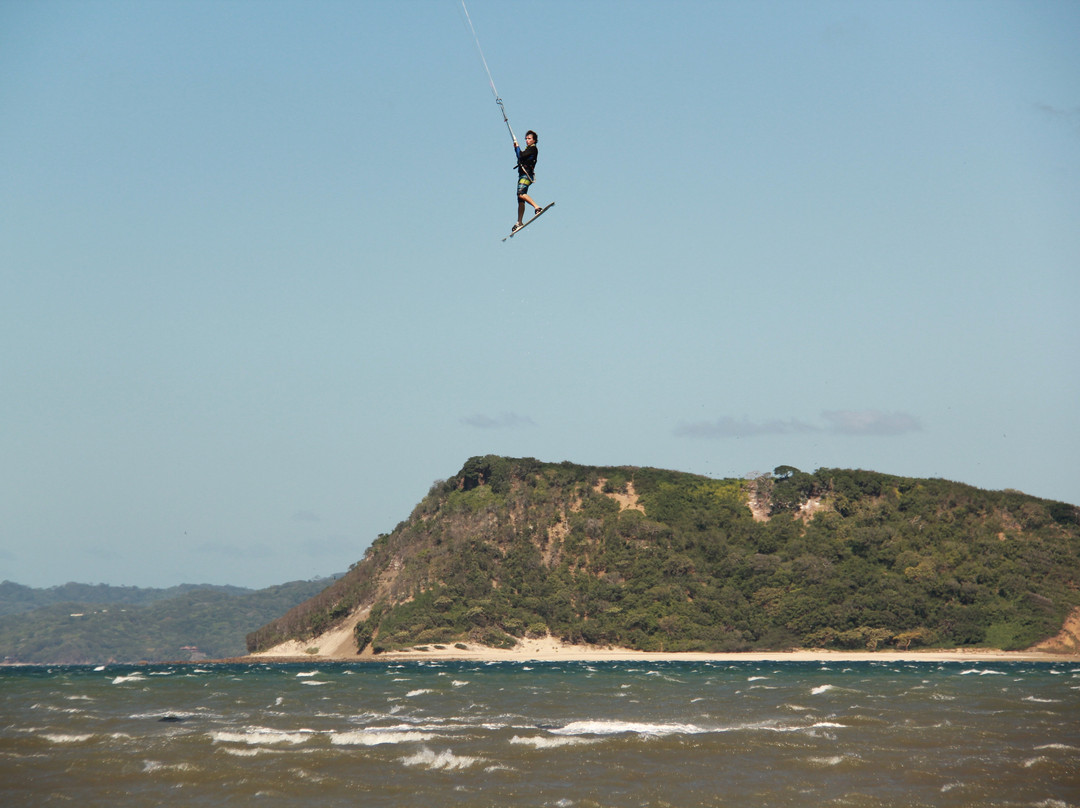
[503,203,555,241]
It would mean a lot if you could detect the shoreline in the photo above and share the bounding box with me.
[240,635,1080,665]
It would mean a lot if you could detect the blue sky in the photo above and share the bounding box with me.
[3,0,1077,588]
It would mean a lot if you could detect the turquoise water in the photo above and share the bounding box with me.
[2,660,1077,806]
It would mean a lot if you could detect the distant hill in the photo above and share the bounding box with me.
[248,456,1080,657]
[0,580,249,617]
[0,578,336,664]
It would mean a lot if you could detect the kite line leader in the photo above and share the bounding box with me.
[461,0,518,145]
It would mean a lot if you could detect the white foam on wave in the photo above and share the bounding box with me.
[1035,743,1079,751]
[143,760,194,773]
[331,730,437,746]
[750,720,845,735]
[452,680,469,687]
[300,680,328,687]
[406,689,433,698]
[296,671,319,678]
[111,673,147,684]
[1023,695,1061,703]
[959,669,1006,676]
[211,727,315,746]
[811,684,835,695]
[510,735,598,749]
[130,710,199,720]
[807,755,849,766]
[550,720,706,737]
[400,747,483,770]
[42,733,93,744]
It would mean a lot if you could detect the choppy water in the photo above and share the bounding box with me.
[2,659,1078,807]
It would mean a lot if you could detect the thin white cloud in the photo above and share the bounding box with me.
[675,410,921,439]
[821,410,921,436]
[1034,102,1080,134]
[461,412,536,429]
[673,416,817,439]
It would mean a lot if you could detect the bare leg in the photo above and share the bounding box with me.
[517,193,540,224]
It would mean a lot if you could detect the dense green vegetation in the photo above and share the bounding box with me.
[0,580,250,617]
[0,578,333,663]
[248,456,1080,655]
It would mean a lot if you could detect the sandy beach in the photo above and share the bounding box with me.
[246,633,1079,665]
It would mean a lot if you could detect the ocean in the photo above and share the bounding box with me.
[2,659,1077,807]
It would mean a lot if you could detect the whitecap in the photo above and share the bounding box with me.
[130,710,198,721]
[42,733,93,744]
[331,729,437,746]
[510,735,597,749]
[451,680,469,687]
[1023,756,1052,768]
[405,689,433,698]
[400,747,483,770]
[220,747,264,757]
[111,673,146,684]
[296,671,319,678]
[1023,696,1061,703]
[550,720,706,737]
[807,755,848,766]
[143,760,194,773]
[211,728,314,746]
[810,684,835,695]
[300,680,328,687]
[958,669,1006,676]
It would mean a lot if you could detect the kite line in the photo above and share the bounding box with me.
[460,0,518,145]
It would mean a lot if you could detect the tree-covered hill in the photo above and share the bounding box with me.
[248,456,1080,656]
[0,580,250,617]
[0,578,334,664]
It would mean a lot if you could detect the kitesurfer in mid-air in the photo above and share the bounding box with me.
[512,130,541,232]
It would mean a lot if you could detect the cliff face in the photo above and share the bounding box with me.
[247,456,1080,656]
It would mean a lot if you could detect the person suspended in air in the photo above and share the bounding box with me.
[512,130,542,232]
